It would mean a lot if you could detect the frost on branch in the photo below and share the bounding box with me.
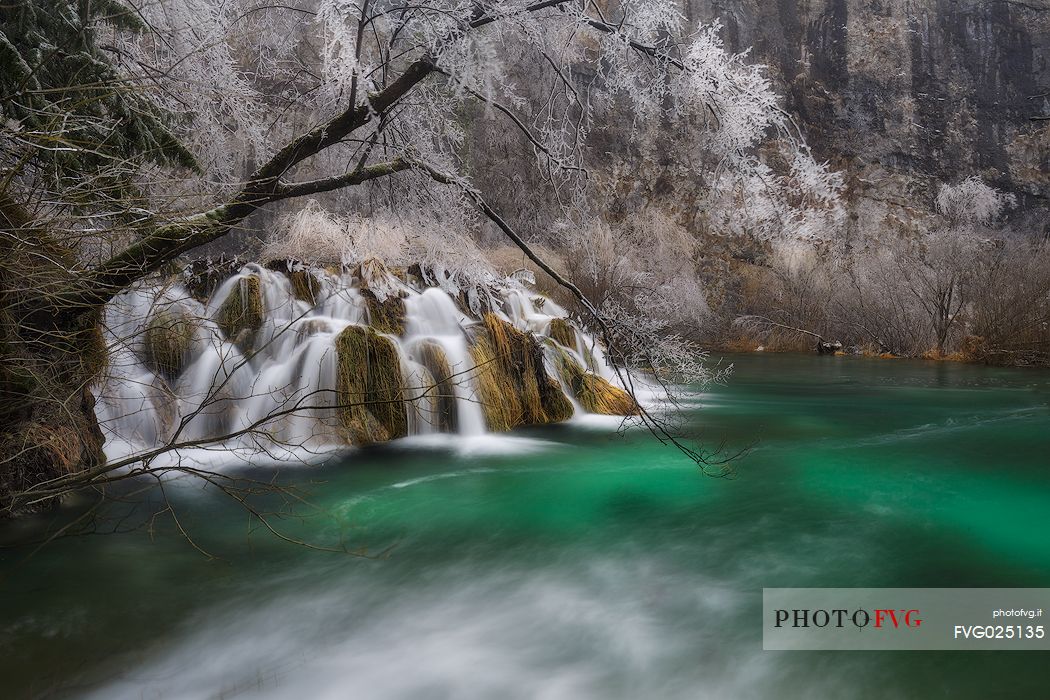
[703,148,846,246]
[935,176,1016,227]
[561,210,717,384]
[113,0,272,188]
[12,0,850,398]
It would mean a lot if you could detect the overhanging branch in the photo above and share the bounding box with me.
[61,1,582,311]
[274,159,413,199]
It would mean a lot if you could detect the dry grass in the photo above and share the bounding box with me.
[547,318,577,349]
[541,377,574,423]
[23,422,82,473]
[469,314,574,431]
[288,269,319,305]
[416,340,458,432]
[469,330,522,432]
[354,258,407,335]
[335,325,408,444]
[958,335,988,363]
[718,335,762,353]
[362,289,406,336]
[554,348,638,416]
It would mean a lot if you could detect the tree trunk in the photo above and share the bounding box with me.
[1,199,107,517]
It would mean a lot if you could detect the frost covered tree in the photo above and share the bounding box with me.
[1,0,840,515]
[730,175,1039,359]
[896,178,1016,355]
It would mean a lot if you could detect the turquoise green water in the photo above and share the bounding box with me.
[2,353,1050,699]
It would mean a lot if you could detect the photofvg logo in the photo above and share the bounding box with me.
[763,589,1050,651]
[774,607,922,630]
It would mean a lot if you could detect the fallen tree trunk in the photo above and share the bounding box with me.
[734,315,843,355]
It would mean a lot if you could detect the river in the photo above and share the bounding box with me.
[2,353,1049,699]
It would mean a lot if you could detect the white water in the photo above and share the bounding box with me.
[95,262,626,463]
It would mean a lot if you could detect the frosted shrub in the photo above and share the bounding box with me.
[704,147,846,244]
[113,0,270,190]
[77,0,850,246]
[838,242,933,356]
[936,177,1016,227]
[563,211,716,383]
[263,200,504,303]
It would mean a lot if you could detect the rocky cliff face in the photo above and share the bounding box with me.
[685,0,1050,232]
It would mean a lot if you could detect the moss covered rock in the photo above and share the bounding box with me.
[215,275,264,344]
[341,408,391,445]
[335,325,408,444]
[144,310,196,379]
[183,255,243,303]
[288,269,320,306]
[555,349,638,416]
[541,376,575,423]
[362,289,406,336]
[265,259,320,306]
[354,259,407,335]
[469,314,574,431]
[416,340,458,433]
[547,317,577,350]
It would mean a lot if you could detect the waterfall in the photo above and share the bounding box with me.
[94,261,637,461]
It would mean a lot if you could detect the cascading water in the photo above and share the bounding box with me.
[94,260,634,463]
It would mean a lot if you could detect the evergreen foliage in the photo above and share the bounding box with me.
[1,0,195,209]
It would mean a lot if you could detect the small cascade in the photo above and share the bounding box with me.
[402,288,487,436]
[94,259,638,460]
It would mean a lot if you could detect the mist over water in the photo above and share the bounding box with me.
[3,354,1050,699]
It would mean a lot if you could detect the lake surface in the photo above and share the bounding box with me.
[3,353,1050,699]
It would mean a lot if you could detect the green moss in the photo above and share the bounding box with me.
[215,275,263,343]
[144,310,196,379]
[541,376,575,423]
[555,349,638,416]
[416,341,458,432]
[547,318,577,349]
[335,325,408,444]
[469,314,574,431]
[288,269,319,306]
[362,289,406,336]
[265,259,319,306]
